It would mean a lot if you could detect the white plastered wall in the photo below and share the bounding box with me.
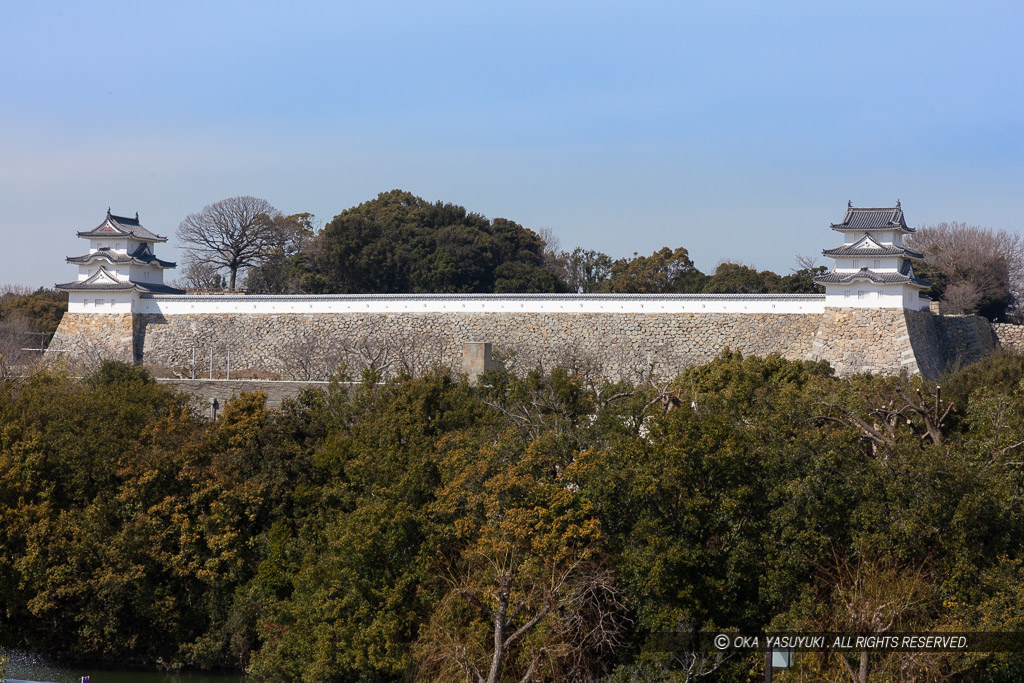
[68,292,136,314]
[133,294,828,316]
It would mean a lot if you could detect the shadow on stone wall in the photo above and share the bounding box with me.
[907,311,999,379]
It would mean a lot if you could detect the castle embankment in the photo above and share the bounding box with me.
[47,293,1015,385]
[47,203,1024,404]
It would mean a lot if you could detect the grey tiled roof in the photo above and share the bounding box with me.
[821,245,923,259]
[56,279,135,291]
[56,279,185,294]
[814,265,929,288]
[830,203,913,233]
[56,266,184,293]
[77,210,168,243]
[66,246,176,268]
[132,281,187,293]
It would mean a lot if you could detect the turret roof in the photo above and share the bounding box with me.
[66,245,176,268]
[56,267,184,293]
[822,245,923,258]
[831,201,913,233]
[822,235,923,259]
[77,209,168,243]
[814,262,929,289]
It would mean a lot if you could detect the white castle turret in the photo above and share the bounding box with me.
[814,201,930,310]
[56,209,184,312]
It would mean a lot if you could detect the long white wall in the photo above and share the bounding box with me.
[134,293,827,316]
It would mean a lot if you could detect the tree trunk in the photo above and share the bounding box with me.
[859,650,869,683]
[486,582,510,683]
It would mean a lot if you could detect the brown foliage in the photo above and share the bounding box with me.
[907,222,1023,319]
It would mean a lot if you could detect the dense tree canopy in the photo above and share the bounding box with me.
[273,190,565,294]
[0,287,67,336]
[599,246,707,294]
[3,351,1024,680]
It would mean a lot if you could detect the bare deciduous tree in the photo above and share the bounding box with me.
[815,382,952,457]
[907,222,1024,320]
[333,320,452,381]
[175,260,227,292]
[0,314,33,380]
[275,331,346,381]
[0,284,33,297]
[393,329,450,377]
[791,551,971,683]
[419,558,628,683]
[177,196,283,291]
[340,318,401,379]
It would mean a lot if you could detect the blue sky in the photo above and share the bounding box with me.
[3,1,1022,288]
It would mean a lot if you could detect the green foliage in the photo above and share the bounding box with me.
[84,359,156,388]
[244,213,318,294]
[700,261,825,294]
[0,287,67,336]
[281,190,566,294]
[600,246,707,293]
[557,247,615,293]
[582,248,823,296]
[778,264,828,293]
[942,349,1024,413]
[3,353,1024,680]
[701,261,780,293]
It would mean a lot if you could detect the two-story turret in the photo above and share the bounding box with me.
[56,209,184,312]
[814,201,930,310]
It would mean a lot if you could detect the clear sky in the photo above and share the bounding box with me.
[3,1,1022,288]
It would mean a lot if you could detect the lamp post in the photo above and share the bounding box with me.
[765,647,794,681]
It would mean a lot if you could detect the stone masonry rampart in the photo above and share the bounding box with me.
[134,311,822,381]
[49,312,135,364]
[992,323,1024,356]
[47,298,1023,382]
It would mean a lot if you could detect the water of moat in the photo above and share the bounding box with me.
[1,648,244,683]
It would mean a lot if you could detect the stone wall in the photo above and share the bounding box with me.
[134,311,823,382]
[48,312,135,364]
[805,308,921,376]
[929,314,999,375]
[47,306,1017,382]
[799,308,999,380]
[992,323,1024,356]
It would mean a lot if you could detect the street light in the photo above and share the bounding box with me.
[765,647,793,681]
